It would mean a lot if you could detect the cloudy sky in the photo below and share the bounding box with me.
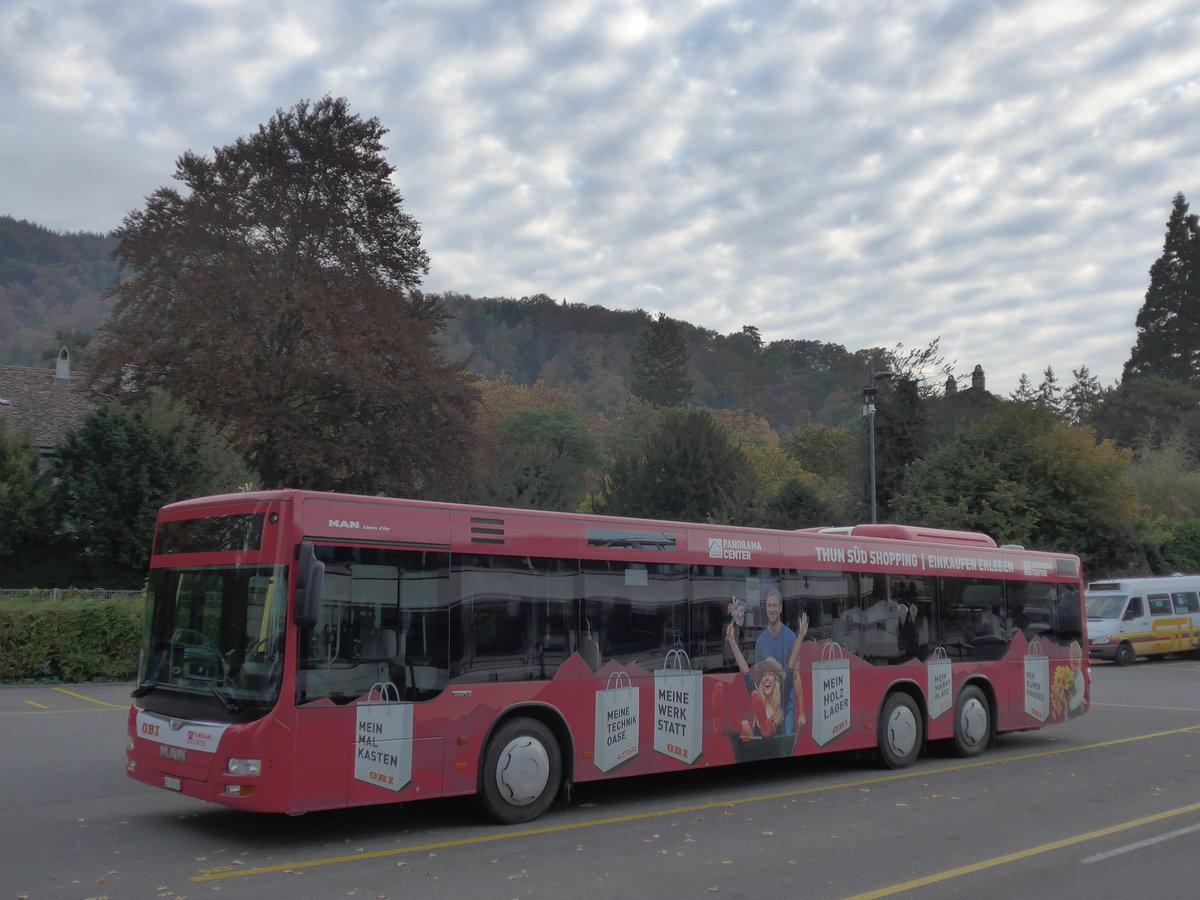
[3,0,1199,393]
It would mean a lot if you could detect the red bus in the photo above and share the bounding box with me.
[125,490,1088,823]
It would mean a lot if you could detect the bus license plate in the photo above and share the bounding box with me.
[163,776,182,791]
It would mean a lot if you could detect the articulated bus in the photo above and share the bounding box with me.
[1086,575,1200,665]
[126,490,1088,823]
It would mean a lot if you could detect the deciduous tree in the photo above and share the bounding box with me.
[91,97,477,498]
[476,406,602,511]
[891,404,1139,568]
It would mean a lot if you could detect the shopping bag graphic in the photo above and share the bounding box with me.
[594,672,639,772]
[811,641,851,746]
[1024,640,1050,723]
[354,681,413,791]
[654,649,704,764]
[927,647,953,720]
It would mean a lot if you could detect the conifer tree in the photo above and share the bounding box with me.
[1010,373,1035,403]
[1064,366,1103,424]
[1124,192,1200,384]
[629,313,693,407]
[1036,366,1064,416]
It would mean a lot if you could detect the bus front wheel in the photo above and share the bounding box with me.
[1115,643,1135,667]
[953,685,991,757]
[479,717,562,824]
[878,692,922,769]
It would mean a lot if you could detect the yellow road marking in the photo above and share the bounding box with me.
[51,687,127,709]
[23,700,49,709]
[192,723,1200,883]
[842,800,1200,899]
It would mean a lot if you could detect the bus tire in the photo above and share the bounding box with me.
[878,692,922,769]
[478,717,561,824]
[953,685,991,757]
[1115,642,1135,667]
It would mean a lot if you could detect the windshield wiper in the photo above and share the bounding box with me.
[208,683,242,713]
[131,682,159,698]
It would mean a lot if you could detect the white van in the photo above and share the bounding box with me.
[1086,575,1200,665]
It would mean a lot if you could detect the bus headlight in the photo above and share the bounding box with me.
[226,758,262,776]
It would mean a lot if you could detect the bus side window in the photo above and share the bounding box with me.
[299,547,449,705]
[1123,597,1143,620]
[581,560,687,670]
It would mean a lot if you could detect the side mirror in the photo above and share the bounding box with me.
[293,541,324,628]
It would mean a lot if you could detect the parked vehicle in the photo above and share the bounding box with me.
[1086,576,1200,665]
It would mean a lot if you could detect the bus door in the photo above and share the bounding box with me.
[1146,593,1184,655]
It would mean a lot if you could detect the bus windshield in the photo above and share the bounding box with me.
[136,564,288,716]
[1086,594,1128,619]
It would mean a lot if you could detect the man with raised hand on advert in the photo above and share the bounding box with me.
[755,587,795,669]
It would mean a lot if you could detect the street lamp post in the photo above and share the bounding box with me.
[863,367,894,523]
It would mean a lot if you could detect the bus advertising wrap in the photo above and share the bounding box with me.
[654,650,703,765]
[811,641,851,746]
[354,682,412,791]
[594,672,639,772]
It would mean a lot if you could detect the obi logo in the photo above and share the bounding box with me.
[368,770,395,786]
[141,722,161,737]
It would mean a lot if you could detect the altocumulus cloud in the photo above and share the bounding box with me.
[2,0,1199,391]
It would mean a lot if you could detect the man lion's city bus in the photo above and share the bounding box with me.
[126,490,1088,823]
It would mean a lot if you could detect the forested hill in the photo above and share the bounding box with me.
[0,217,118,367]
[435,292,878,433]
[1,216,882,434]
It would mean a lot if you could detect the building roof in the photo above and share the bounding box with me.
[0,359,92,452]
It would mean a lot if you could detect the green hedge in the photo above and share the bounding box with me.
[0,594,144,682]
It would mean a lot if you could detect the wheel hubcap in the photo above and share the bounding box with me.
[495,736,549,807]
[887,705,918,758]
[959,698,988,748]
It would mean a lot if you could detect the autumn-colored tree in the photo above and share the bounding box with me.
[474,375,576,434]
[782,425,857,477]
[713,408,779,449]
[90,97,477,498]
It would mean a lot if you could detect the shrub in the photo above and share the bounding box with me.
[0,594,143,682]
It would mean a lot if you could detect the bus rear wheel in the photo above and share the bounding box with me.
[1115,643,1135,667]
[478,717,561,824]
[878,692,922,769]
[953,685,990,757]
